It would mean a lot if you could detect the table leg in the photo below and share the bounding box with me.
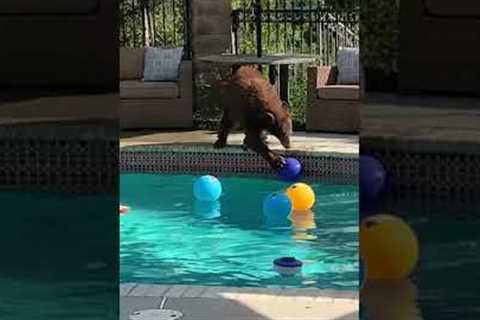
[279,64,289,103]
[268,65,280,96]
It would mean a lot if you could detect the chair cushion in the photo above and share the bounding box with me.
[0,0,98,14]
[317,85,360,100]
[120,81,179,99]
[143,47,183,81]
[120,48,144,80]
[336,47,360,85]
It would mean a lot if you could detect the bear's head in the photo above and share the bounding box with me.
[264,104,292,149]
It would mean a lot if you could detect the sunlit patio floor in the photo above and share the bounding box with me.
[120,284,358,320]
[120,130,358,157]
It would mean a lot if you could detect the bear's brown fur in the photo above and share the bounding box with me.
[213,66,292,170]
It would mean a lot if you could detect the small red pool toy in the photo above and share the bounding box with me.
[120,205,129,214]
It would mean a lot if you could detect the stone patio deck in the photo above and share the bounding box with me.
[361,93,480,154]
[120,131,359,157]
[120,284,358,320]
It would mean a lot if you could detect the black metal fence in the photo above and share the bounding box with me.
[119,0,359,126]
[232,0,359,65]
[231,0,359,124]
[119,0,192,59]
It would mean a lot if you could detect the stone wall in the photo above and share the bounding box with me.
[191,0,232,127]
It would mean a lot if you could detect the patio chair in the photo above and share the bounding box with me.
[306,48,362,133]
[119,47,193,129]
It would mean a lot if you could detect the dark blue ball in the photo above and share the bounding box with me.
[360,155,387,203]
[277,157,302,181]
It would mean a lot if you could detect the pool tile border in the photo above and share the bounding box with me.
[120,283,358,303]
[362,139,480,196]
[120,145,358,184]
[0,123,117,194]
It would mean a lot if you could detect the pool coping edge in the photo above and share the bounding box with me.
[120,283,358,302]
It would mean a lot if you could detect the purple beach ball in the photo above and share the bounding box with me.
[277,157,302,181]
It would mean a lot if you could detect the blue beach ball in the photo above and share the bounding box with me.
[194,200,221,219]
[360,155,387,203]
[277,157,302,181]
[263,192,292,218]
[193,175,222,202]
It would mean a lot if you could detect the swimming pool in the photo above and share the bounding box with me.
[360,196,480,320]
[120,173,358,290]
[0,191,117,320]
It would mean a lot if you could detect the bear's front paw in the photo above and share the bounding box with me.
[213,140,226,149]
[272,156,287,170]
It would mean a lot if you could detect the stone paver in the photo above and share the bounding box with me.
[129,284,154,297]
[144,285,170,297]
[120,130,358,156]
[123,284,358,300]
[164,285,191,298]
[120,283,138,296]
[181,286,208,298]
[120,284,359,320]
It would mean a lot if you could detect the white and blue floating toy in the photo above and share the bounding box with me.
[273,257,303,276]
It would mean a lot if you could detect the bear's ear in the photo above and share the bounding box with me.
[282,101,289,110]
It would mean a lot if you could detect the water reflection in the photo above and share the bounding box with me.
[262,209,292,229]
[193,200,221,219]
[361,279,423,320]
[290,210,318,240]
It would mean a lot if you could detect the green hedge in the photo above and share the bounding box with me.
[360,0,399,74]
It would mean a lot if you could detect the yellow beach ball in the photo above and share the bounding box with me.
[286,183,315,211]
[360,214,419,280]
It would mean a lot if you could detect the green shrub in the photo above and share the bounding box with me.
[360,0,399,74]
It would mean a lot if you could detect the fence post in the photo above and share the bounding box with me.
[231,10,240,55]
[185,0,192,59]
[254,0,263,57]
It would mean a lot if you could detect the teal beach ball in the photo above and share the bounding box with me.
[193,175,222,202]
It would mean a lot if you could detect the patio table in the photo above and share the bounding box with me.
[198,54,317,104]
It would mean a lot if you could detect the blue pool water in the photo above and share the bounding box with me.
[0,191,117,320]
[360,197,480,320]
[120,173,359,289]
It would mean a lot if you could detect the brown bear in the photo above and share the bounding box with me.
[213,66,292,170]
